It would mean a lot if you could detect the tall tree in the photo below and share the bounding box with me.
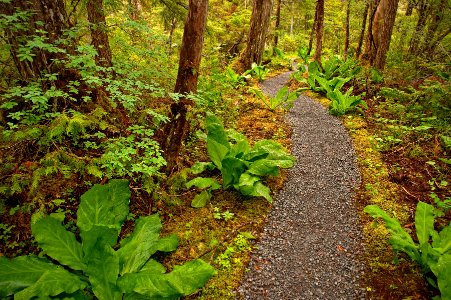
[307,3,318,55]
[408,0,429,55]
[362,0,398,69]
[372,0,399,69]
[87,0,112,68]
[361,0,380,61]
[273,0,282,49]
[355,0,369,58]
[421,0,449,56]
[238,0,273,71]
[313,0,324,63]
[159,0,209,172]
[343,0,351,60]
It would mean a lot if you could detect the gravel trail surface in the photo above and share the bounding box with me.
[237,72,366,299]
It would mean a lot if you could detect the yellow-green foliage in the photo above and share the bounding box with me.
[343,115,424,295]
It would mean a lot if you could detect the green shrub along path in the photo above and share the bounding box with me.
[237,70,366,299]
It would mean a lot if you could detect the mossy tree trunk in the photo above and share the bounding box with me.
[238,0,273,71]
[313,0,324,64]
[87,0,113,68]
[160,0,209,173]
[343,0,351,60]
[355,0,369,58]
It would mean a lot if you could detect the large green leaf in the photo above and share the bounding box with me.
[190,162,215,175]
[250,140,295,163]
[433,254,451,299]
[415,201,435,246]
[248,159,286,176]
[236,174,272,202]
[220,157,247,188]
[84,242,121,300]
[118,215,178,275]
[77,179,130,233]
[433,224,451,255]
[228,140,251,158]
[0,256,86,298]
[206,114,230,169]
[207,139,230,169]
[364,205,420,262]
[191,190,212,208]
[117,259,214,299]
[186,177,220,190]
[31,217,86,271]
[14,268,86,300]
[80,225,118,256]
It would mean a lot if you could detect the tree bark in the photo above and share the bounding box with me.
[160,0,208,173]
[355,0,369,58]
[408,0,429,55]
[273,0,281,49]
[87,0,113,68]
[238,0,273,71]
[128,0,140,20]
[307,3,318,55]
[361,0,380,62]
[343,0,351,60]
[372,0,399,70]
[421,0,447,56]
[313,0,325,63]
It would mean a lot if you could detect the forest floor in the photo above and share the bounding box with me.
[237,71,366,299]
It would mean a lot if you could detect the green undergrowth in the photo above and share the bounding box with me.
[344,115,430,298]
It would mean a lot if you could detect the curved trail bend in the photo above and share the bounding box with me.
[237,71,366,299]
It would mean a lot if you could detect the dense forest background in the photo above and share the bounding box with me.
[0,0,450,299]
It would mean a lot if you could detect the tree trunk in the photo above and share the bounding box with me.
[273,0,281,49]
[408,0,429,55]
[355,0,369,58]
[238,0,273,71]
[167,18,177,54]
[128,0,140,20]
[87,0,113,68]
[307,3,318,55]
[313,0,325,63]
[421,0,447,56]
[160,0,208,173]
[343,0,351,60]
[372,0,399,70]
[361,0,380,62]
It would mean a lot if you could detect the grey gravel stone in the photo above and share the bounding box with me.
[236,72,366,300]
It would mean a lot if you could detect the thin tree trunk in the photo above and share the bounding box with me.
[160,0,209,172]
[313,0,325,63]
[372,0,400,70]
[343,0,351,60]
[128,0,140,20]
[408,0,429,55]
[355,0,369,58]
[421,0,447,55]
[307,3,318,55]
[361,0,380,62]
[87,0,112,68]
[273,0,281,49]
[238,0,273,71]
[167,18,177,55]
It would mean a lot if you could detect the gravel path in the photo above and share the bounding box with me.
[237,72,366,299]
